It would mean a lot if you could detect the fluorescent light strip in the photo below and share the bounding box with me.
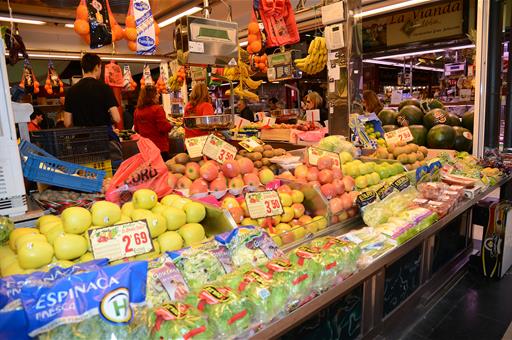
[354,0,431,18]
[374,44,476,60]
[0,15,46,25]
[26,53,162,63]
[64,23,75,28]
[363,59,444,72]
[159,6,202,28]
[239,41,248,47]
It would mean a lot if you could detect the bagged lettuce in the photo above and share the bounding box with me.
[20,261,148,338]
[147,255,190,307]
[216,226,284,268]
[149,302,214,340]
[169,240,233,291]
[186,285,254,338]
[218,263,254,290]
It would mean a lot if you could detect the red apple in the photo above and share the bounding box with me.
[306,167,319,181]
[243,173,261,187]
[332,179,346,195]
[210,177,227,192]
[167,172,177,189]
[277,184,293,195]
[317,156,333,170]
[318,169,334,184]
[200,162,219,181]
[320,183,336,199]
[329,197,343,214]
[291,203,305,218]
[237,157,255,174]
[176,176,192,189]
[347,207,358,218]
[229,207,245,224]
[222,160,240,178]
[342,176,355,192]
[228,176,244,190]
[185,162,200,180]
[332,168,343,179]
[189,178,209,195]
[295,164,309,178]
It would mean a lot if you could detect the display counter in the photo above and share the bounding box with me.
[251,176,510,339]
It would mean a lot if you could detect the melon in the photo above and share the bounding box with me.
[398,99,421,111]
[397,105,423,126]
[420,99,444,112]
[452,126,473,152]
[423,109,448,130]
[378,109,399,125]
[408,125,428,146]
[446,113,461,126]
[426,124,455,149]
[462,111,474,132]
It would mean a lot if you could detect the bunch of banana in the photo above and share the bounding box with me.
[294,36,327,74]
[168,74,182,91]
[223,53,261,100]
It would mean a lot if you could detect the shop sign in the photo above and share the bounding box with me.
[363,0,465,51]
[245,190,284,219]
[384,127,414,145]
[202,134,238,164]
[89,220,154,261]
[307,147,341,168]
[185,136,208,158]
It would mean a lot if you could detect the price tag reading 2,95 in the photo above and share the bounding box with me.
[202,134,238,164]
[88,220,154,262]
[245,190,284,219]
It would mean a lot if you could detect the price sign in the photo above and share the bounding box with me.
[185,136,208,158]
[307,147,341,168]
[202,134,238,164]
[89,220,153,261]
[239,137,265,152]
[384,127,414,145]
[245,190,284,219]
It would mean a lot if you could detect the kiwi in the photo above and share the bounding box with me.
[252,152,263,161]
[253,146,264,153]
[254,160,263,168]
[273,148,286,156]
[269,164,279,171]
[174,153,190,165]
[235,155,242,160]
[393,146,405,158]
[409,144,419,153]
[263,150,274,158]
[397,154,409,164]
[170,163,186,174]
[407,153,417,164]
[263,145,273,151]
[416,151,425,161]
[419,146,428,157]
[239,149,248,156]
[262,158,271,166]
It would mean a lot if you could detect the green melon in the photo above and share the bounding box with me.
[446,113,461,126]
[398,99,421,111]
[462,111,474,132]
[378,109,399,125]
[423,109,448,130]
[452,126,473,152]
[397,105,423,126]
[426,124,455,149]
[408,125,428,146]
[382,125,398,133]
[420,99,444,112]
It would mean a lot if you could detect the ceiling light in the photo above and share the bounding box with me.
[28,53,81,60]
[26,53,161,63]
[373,44,476,60]
[354,0,431,18]
[159,6,202,28]
[239,41,248,47]
[363,59,444,72]
[0,16,45,25]
[64,23,75,28]
[109,56,162,63]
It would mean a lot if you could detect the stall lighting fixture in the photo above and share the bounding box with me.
[239,41,248,47]
[64,23,75,28]
[26,53,162,63]
[363,59,444,72]
[373,44,476,60]
[159,6,202,28]
[0,16,46,25]
[354,0,431,18]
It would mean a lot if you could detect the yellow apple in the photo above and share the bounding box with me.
[184,202,206,223]
[160,194,182,206]
[151,203,166,215]
[121,202,135,218]
[36,215,63,234]
[118,215,132,224]
[173,197,192,210]
[313,215,328,230]
[222,197,240,210]
[54,234,88,260]
[280,207,294,223]
[279,193,293,207]
[292,226,307,240]
[271,235,283,246]
[46,225,65,246]
[132,189,158,210]
[18,241,54,269]
[9,228,39,251]
[131,209,166,238]
[158,231,184,252]
[61,207,92,234]
[91,201,121,227]
[15,233,47,251]
[79,252,94,263]
[291,190,305,204]
[2,259,25,276]
[160,207,187,231]
[241,218,257,226]
[178,223,205,246]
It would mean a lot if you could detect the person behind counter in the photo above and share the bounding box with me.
[184,82,215,138]
[269,97,279,111]
[134,85,172,160]
[304,91,328,125]
[238,98,254,122]
[362,90,383,115]
[28,111,44,131]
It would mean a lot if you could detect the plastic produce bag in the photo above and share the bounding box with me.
[106,137,173,204]
[104,60,124,87]
[21,261,148,338]
[146,255,190,307]
[258,0,300,47]
[149,302,214,340]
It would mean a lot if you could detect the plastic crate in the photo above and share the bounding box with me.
[82,160,113,178]
[19,140,105,193]
[30,126,110,164]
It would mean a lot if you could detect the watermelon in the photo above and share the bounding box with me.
[398,99,421,111]
[446,113,461,126]
[426,124,455,149]
[420,99,444,112]
[397,105,423,126]
[382,125,398,133]
[408,125,428,146]
[452,126,473,152]
[462,111,474,132]
[378,109,399,125]
[423,109,448,130]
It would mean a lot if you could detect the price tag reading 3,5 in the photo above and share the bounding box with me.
[245,190,284,219]
[384,127,414,145]
[185,136,208,158]
[202,134,238,164]
[307,147,341,168]
[88,220,154,261]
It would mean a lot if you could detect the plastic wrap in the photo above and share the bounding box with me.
[146,255,189,307]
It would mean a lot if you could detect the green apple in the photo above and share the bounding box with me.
[291,190,304,204]
[279,193,293,207]
[281,207,294,223]
[312,215,328,230]
[340,151,353,164]
[18,241,54,269]
[160,194,182,206]
[36,215,63,235]
[292,226,307,240]
[173,197,192,210]
[132,209,166,238]
[178,223,206,246]
[91,201,122,227]
[132,189,158,210]
[61,207,92,234]
[54,234,88,260]
[158,231,184,252]
[121,202,135,218]
[151,203,166,215]
[183,202,206,223]
[161,207,187,231]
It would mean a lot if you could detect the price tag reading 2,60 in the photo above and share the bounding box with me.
[88,220,154,261]
[202,134,238,164]
[245,190,284,219]
[384,127,414,145]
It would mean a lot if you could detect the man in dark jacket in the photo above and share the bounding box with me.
[238,99,254,122]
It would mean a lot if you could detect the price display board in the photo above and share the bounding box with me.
[202,134,238,164]
[239,137,265,152]
[245,190,284,219]
[384,127,414,145]
[89,220,153,261]
[307,147,341,168]
[185,136,208,158]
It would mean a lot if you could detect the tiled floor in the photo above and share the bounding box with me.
[378,262,512,340]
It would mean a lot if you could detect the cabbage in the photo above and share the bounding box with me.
[318,135,356,155]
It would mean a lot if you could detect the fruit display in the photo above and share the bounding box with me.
[363,120,386,146]
[439,151,503,186]
[368,141,429,171]
[342,159,406,190]
[238,144,287,171]
[294,36,327,75]
[224,51,262,101]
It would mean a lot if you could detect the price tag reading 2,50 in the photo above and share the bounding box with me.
[88,220,154,262]
[245,190,284,219]
[202,134,238,164]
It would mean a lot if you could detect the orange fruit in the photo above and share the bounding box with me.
[250,41,261,53]
[246,45,254,54]
[128,41,137,51]
[125,27,137,41]
[83,34,90,45]
[248,33,259,44]
[154,21,160,35]
[155,36,160,46]
[74,19,89,35]
[248,22,259,34]
[125,15,136,28]
[261,54,267,62]
[76,5,88,20]
[112,25,124,41]
[258,62,266,69]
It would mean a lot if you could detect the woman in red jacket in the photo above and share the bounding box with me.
[184,82,214,138]
[134,85,172,160]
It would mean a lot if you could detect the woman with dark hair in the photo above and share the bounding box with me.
[362,90,383,114]
[133,85,172,159]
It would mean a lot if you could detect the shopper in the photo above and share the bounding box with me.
[184,82,214,138]
[63,53,122,161]
[305,91,328,125]
[269,97,280,111]
[238,99,254,122]
[28,111,43,131]
[133,85,172,160]
[362,90,383,115]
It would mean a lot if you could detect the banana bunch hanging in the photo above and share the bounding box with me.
[294,36,328,75]
[224,52,262,101]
